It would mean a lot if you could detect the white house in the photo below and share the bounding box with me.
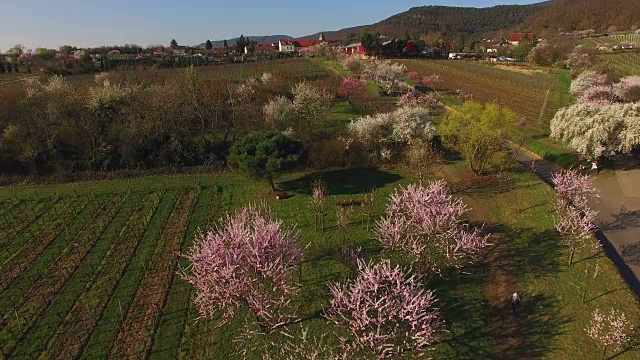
[172,48,187,56]
[279,40,296,53]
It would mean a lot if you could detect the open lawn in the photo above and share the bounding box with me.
[0,160,639,359]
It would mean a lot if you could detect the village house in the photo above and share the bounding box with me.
[343,42,365,54]
[278,39,322,53]
[278,40,296,52]
[509,33,534,46]
[172,47,187,56]
[245,44,279,54]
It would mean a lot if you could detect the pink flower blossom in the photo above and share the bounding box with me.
[406,71,420,80]
[181,204,303,333]
[398,90,441,110]
[326,260,442,358]
[552,170,599,265]
[338,77,366,98]
[376,181,489,274]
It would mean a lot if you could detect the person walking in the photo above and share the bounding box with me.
[530,159,536,173]
[591,161,598,174]
[511,292,521,313]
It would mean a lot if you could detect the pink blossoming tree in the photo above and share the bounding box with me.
[376,181,489,275]
[326,260,443,359]
[552,170,599,266]
[338,77,366,99]
[406,71,420,80]
[420,74,441,88]
[398,90,441,111]
[586,308,633,360]
[181,204,303,333]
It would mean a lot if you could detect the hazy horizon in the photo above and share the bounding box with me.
[0,0,541,51]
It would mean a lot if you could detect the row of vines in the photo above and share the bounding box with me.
[0,185,224,359]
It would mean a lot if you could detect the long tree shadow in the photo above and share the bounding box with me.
[487,293,570,359]
[279,168,402,196]
[432,262,496,359]
[601,209,640,232]
[483,224,564,280]
[620,243,640,267]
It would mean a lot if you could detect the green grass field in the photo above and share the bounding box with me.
[0,160,639,359]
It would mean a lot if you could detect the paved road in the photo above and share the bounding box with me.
[508,143,640,298]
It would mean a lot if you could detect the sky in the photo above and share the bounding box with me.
[0,0,541,50]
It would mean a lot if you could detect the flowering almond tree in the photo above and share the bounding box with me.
[376,181,489,275]
[397,90,441,111]
[616,76,640,102]
[586,308,633,360]
[552,170,599,266]
[406,71,420,80]
[550,102,640,160]
[326,260,442,359]
[338,77,366,99]
[181,204,303,333]
[569,70,607,97]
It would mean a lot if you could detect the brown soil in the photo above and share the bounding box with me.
[110,192,196,359]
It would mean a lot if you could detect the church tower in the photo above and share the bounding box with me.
[319,32,325,42]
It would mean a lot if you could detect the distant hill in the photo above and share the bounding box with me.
[199,35,293,48]
[517,0,640,33]
[302,3,550,43]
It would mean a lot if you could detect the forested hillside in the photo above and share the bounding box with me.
[304,2,549,43]
[520,0,640,33]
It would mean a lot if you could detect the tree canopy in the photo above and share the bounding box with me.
[229,131,304,190]
[205,39,213,50]
[439,101,516,174]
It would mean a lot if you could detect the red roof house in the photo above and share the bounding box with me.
[509,33,534,45]
[343,42,365,54]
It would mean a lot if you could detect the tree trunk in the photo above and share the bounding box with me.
[268,176,276,191]
[601,345,606,360]
[568,249,574,267]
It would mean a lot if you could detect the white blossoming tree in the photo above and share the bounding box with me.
[570,70,607,97]
[347,107,433,161]
[550,102,640,160]
[586,308,633,360]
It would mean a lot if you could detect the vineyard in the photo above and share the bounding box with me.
[400,60,573,136]
[598,52,640,75]
[582,34,640,47]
